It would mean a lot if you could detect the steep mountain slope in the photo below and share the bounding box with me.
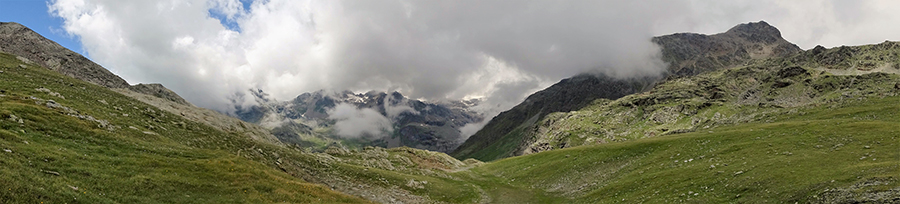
[236,90,483,153]
[453,21,803,161]
[521,41,900,155]
[0,22,130,89]
[0,21,281,146]
[451,74,658,161]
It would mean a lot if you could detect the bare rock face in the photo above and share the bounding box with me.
[653,21,802,77]
[0,22,130,89]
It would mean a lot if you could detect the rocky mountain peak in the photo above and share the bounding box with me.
[724,21,784,43]
[652,21,801,77]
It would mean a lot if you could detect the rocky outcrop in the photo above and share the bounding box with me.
[653,21,802,77]
[0,22,130,89]
[452,21,804,161]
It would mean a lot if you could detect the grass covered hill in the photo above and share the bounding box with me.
[0,52,373,203]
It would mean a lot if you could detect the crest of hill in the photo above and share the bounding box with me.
[0,22,189,106]
[0,22,129,89]
[652,21,802,77]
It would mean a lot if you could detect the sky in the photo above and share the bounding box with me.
[3,0,900,126]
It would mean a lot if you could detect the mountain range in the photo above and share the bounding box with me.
[234,89,483,153]
[1,21,898,203]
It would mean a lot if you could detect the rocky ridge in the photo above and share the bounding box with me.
[0,22,192,106]
[0,22,130,89]
[522,41,900,155]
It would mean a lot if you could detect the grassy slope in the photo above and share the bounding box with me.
[0,53,371,203]
[463,95,899,203]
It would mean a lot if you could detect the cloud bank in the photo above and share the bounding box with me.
[49,0,900,119]
[327,103,393,139]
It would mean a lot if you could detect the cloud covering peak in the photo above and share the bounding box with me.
[49,0,900,115]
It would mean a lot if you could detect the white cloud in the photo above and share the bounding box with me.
[327,103,393,138]
[48,0,900,119]
[383,96,418,119]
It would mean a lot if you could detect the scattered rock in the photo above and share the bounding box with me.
[18,64,26,69]
[817,177,900,203]
[8,114,23,124]
[41,170,60,176]
[406,179,426,189]
[98,100,108,105]
[15,56,33,64]
[36,87,64,99]
[3,149,11,153]
[734,171,744,176]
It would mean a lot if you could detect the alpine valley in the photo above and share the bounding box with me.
[1,20,898,204]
